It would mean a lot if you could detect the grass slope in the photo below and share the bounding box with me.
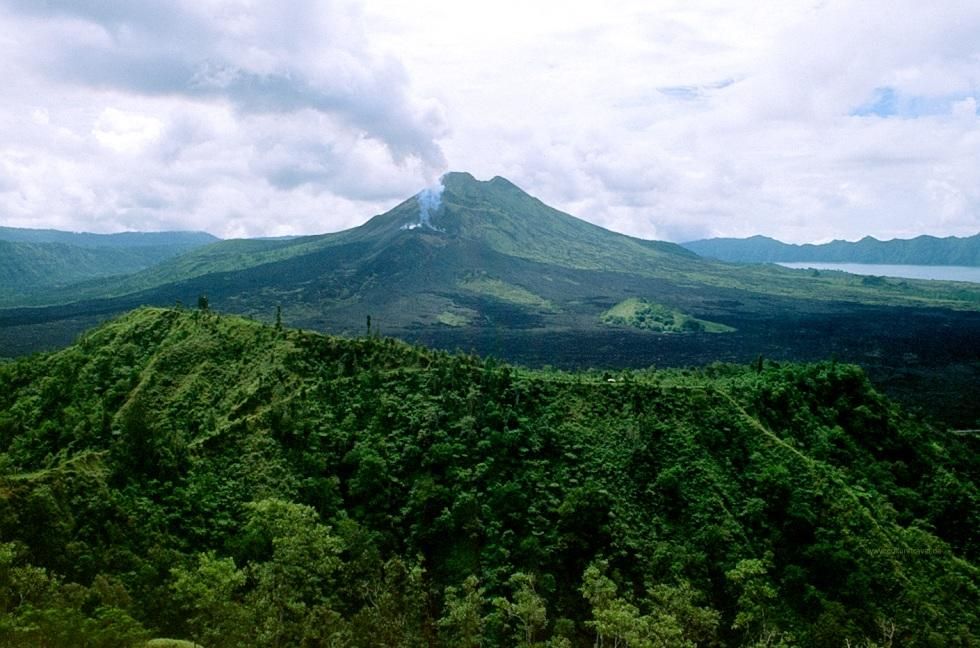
[459,273,555,310]
[600,297,735,333]
[0,308,976,646]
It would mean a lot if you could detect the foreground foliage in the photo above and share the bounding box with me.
[0,308,976,646]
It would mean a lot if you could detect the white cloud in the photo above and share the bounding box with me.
[0,0,449,236]
[93,108,164,153]
[0,0,978,242]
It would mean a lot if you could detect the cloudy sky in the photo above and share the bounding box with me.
[1,0,978,243]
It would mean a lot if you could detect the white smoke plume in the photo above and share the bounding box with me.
[402,176,445,231]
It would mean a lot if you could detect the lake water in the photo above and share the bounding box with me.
[778,262,980,284]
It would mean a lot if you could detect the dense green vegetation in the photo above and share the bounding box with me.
[0,307,976,646]
[600,298,734,333]
[0,241,192,294]
[0,228,219,297]
[682,233,980,266]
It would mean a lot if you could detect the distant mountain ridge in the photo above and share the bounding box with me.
[0,226,220,294]
[0,226,218,249]
[682,233,980,266]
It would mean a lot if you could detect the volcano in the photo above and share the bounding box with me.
[1,172,978,425]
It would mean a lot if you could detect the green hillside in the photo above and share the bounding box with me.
[430,174,700,272]
[0,308,976,646]
[0,228,220,296]
[0,240,198,293]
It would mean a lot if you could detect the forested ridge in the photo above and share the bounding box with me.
[0,307,976,647]
[0,229,219,296]
[682,233,980,266]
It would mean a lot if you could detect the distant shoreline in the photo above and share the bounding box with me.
[778,262,980,284]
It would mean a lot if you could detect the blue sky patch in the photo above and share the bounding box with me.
[852,86,977,118]
[658,78,736,100]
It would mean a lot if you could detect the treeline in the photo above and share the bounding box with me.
[0,308,976,646]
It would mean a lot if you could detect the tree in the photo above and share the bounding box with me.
[0,543,149,647]
[493,572,547,647]
[239,499,346,647]
[581,561,690,648]
[439,575,486,648]
[170,552,247,648]
[726,556,796,647]
[646,582,719,647]
[350,557,428,648]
